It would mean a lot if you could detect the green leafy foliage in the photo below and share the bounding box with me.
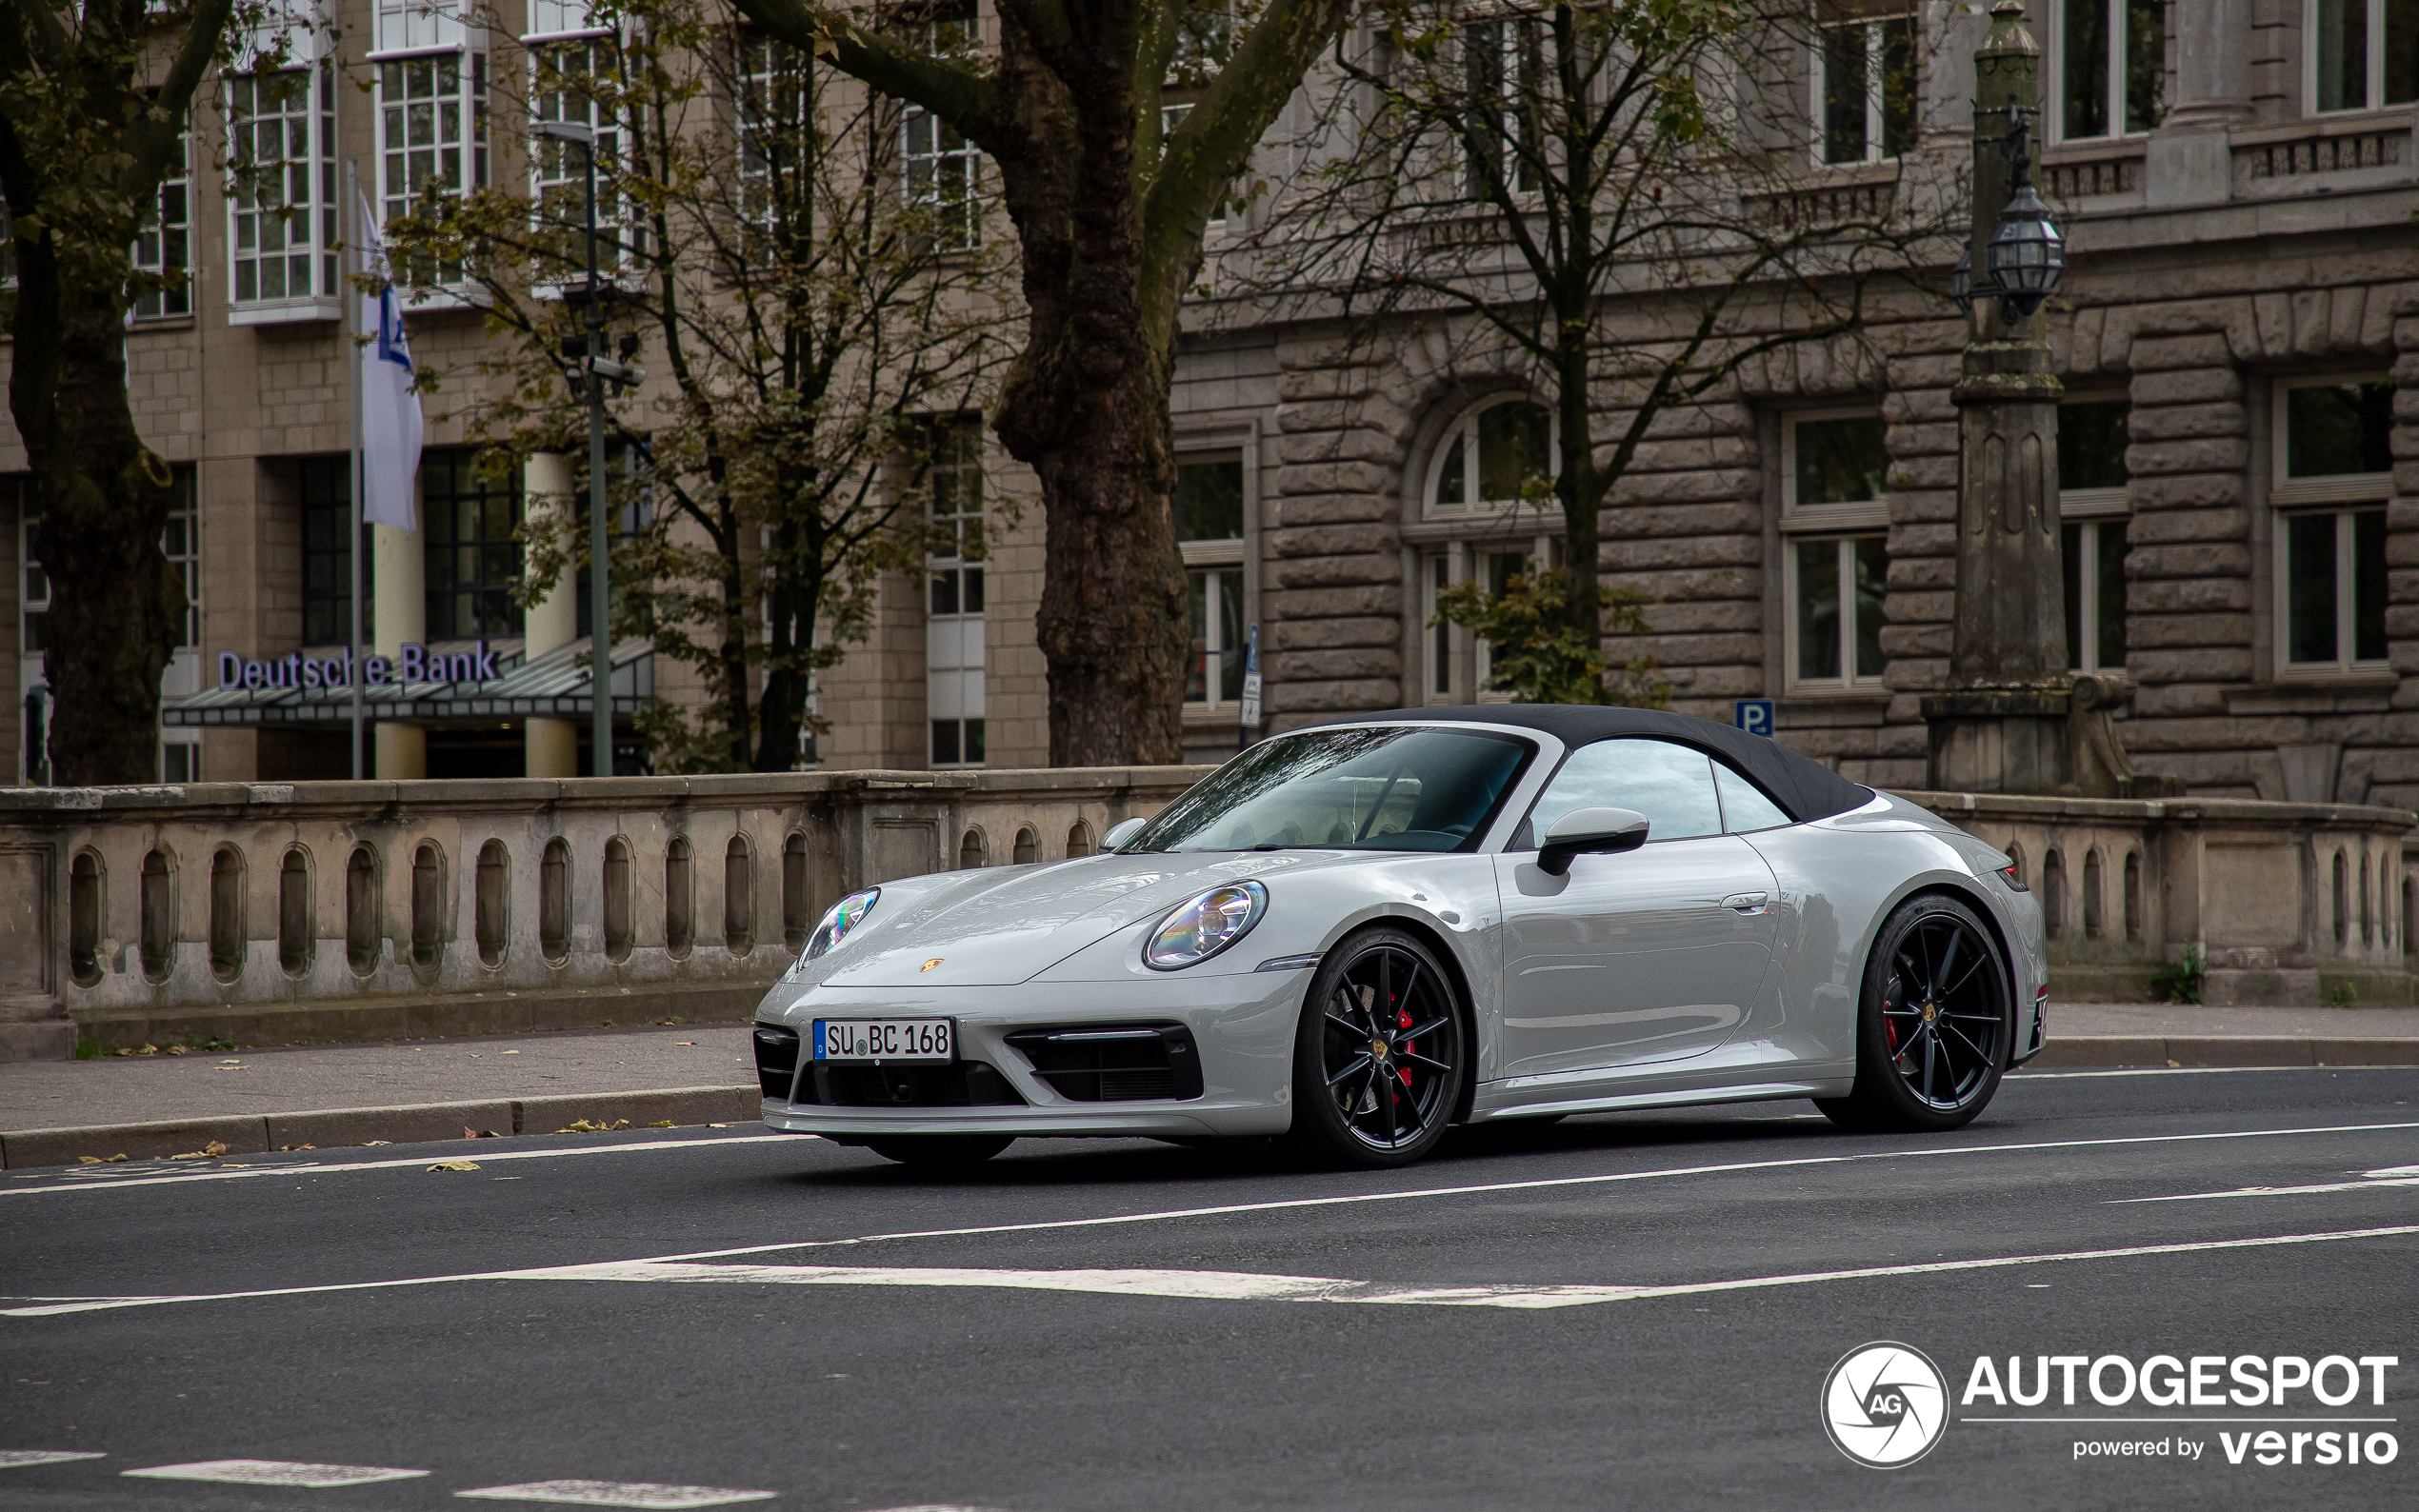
[2150,944,2207,1006]
[1430,562,1670,708]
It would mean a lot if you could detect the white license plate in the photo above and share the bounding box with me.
[812,1019,954,1063]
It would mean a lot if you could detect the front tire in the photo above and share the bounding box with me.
[864,1135,1014,1168]
[1816,893,2011,1133]
[1283,927,1467,1168]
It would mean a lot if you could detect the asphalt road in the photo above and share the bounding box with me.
[6,1066,2417,1512]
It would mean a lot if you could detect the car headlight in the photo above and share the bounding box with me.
[803,887,880,963]
[1144,881,1268,971]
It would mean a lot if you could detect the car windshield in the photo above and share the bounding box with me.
[1126,726,1534,854]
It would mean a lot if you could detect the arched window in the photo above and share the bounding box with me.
[1426,398,1552,517]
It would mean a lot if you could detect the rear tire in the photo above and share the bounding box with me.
[1282,926,1467,1169]
[863,1135,1014,1168]
[1815,893,2011,1134]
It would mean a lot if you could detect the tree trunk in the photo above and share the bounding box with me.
[986,31,1189,768]
[1554,332,1602,681]
[7,249,183,786]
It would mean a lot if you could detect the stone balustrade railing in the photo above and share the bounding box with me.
[1,772,2408,1060]
[0,767,1212,1060]
[1899,790,2415,1005]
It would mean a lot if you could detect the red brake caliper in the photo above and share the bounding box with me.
[1397,1009,1414,1085]
[1884,993,1899,1053]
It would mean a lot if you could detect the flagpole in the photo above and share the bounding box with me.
[347,158,366,780]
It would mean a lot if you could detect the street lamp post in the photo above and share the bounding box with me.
[1922,0,2074,793]
[530,118,642,780]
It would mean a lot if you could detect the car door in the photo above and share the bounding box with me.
[1491,738,1780,1080]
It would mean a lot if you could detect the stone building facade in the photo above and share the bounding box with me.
[5,0,2418,814]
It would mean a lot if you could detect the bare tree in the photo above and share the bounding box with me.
[1258,0,1951,681]
[384,0,1011,772]
[728,0,1359,766]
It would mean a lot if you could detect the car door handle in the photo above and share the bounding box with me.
[1721,891,1769,913]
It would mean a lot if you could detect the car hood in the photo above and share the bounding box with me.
[811,847,1370,987]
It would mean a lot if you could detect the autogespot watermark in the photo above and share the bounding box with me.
[1823,1344,2402,1471]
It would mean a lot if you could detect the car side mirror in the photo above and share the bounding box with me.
[1102,817,1147,850]
[1536,806,1649,876]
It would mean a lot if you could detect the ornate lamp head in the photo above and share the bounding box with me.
[1987,183,2065,318]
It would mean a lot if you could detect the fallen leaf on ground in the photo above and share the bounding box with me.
[501,1049,520,1054]
[76,1156,101,1164]
[553,1119,632,1133]
[675,1041,695,1046]
[427,1161,481,1172]
[164,1045,190,1056]
[105,1153,128,1163]
[464,1126,502,1139]
[277,1144,317,1151]
[134,1044,158,1056]
[360,1140,390,1146]
[647,1120,673,1128]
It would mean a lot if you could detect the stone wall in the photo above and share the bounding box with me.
[0,766,1210,1060]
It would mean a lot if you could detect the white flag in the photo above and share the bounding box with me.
[357,191,423,531]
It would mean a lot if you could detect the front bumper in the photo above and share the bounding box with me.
[753,968,1309,1140]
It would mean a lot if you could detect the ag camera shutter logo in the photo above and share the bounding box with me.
[1823,1343,1950,1467]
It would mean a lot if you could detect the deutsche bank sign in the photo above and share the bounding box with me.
[217,641,499,693]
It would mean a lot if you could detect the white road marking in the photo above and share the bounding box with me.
[22,1224,2419,1318]
[0,1136,787,1199]
[456,1481,775,1507]
[123,1460,430,1486]
[2009,1065,2409,1079]
[0,1451,106,1469]
[2117,1173,2419,1203]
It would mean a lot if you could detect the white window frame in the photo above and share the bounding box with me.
[1460,15,1542,198]
[2271,375,2393,678]
[131,116,193,321]
[734,32,810,264]
[1423,395,1558,520]
[226,63,339,323]
[924,418,986,768]
[1177,449,1249,712]
[375,47,490,297]
[527,30,642,294]
[1186,567,1247,710]
[1779,408,1890,691]
[901,2,982,254]
[2049,0,2166,142]
[1811,13,1914,167]
[2059,395,2130,674]
[2308,0,2418,114]
[1419,537,1558,705]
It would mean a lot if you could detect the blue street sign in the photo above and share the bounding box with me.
[1734,699,1775,738]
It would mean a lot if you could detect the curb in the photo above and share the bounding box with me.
[2024,1036,2419,1069]
[65,983,771,1057]
[0,1084,763,1169]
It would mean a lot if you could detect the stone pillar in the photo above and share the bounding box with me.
[1924,0,2071,793]
[521,452,578,779]
[371,520,425,780]
[2146,0,2250,208]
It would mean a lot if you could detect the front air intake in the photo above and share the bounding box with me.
[753,1023,800,1100]
[1006,1025,1205,1102]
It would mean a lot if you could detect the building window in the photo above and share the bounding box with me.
[901,3,980,252]
[2273,378,2392,675]
[1177,456,1249,712]
[925,418,985,767]
[1817,13,1915,165]
[131,118,192,320]
[735,33,811,264]
[2058,0,2166,139]
[379,50,489,288]
[1426,556,1451,697]
[1462,16,1543,196]
[2313,0,2419,112]
[532,40,638,277]
[1782,413,1889,688]
[2059,400,2129,673]
[227,65,337,311]
[420,448,523,639]
[164,468,199,653]
[1428,398,1552,517]
[162,733,200,784]
[300,456,364,647]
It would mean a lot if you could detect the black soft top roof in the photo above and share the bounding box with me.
[1312,705,1874,825]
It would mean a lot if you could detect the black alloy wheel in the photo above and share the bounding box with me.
[1817,893,2012,1133]
[863,1134,1015,1169]
[1286,926,1466,1167]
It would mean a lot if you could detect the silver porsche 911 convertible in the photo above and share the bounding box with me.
[752,706,2048,1169]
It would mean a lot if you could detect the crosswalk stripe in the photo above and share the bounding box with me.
[0,1451,107,1469]
[456,1481,776,1507]
[123,1460,430,1487]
